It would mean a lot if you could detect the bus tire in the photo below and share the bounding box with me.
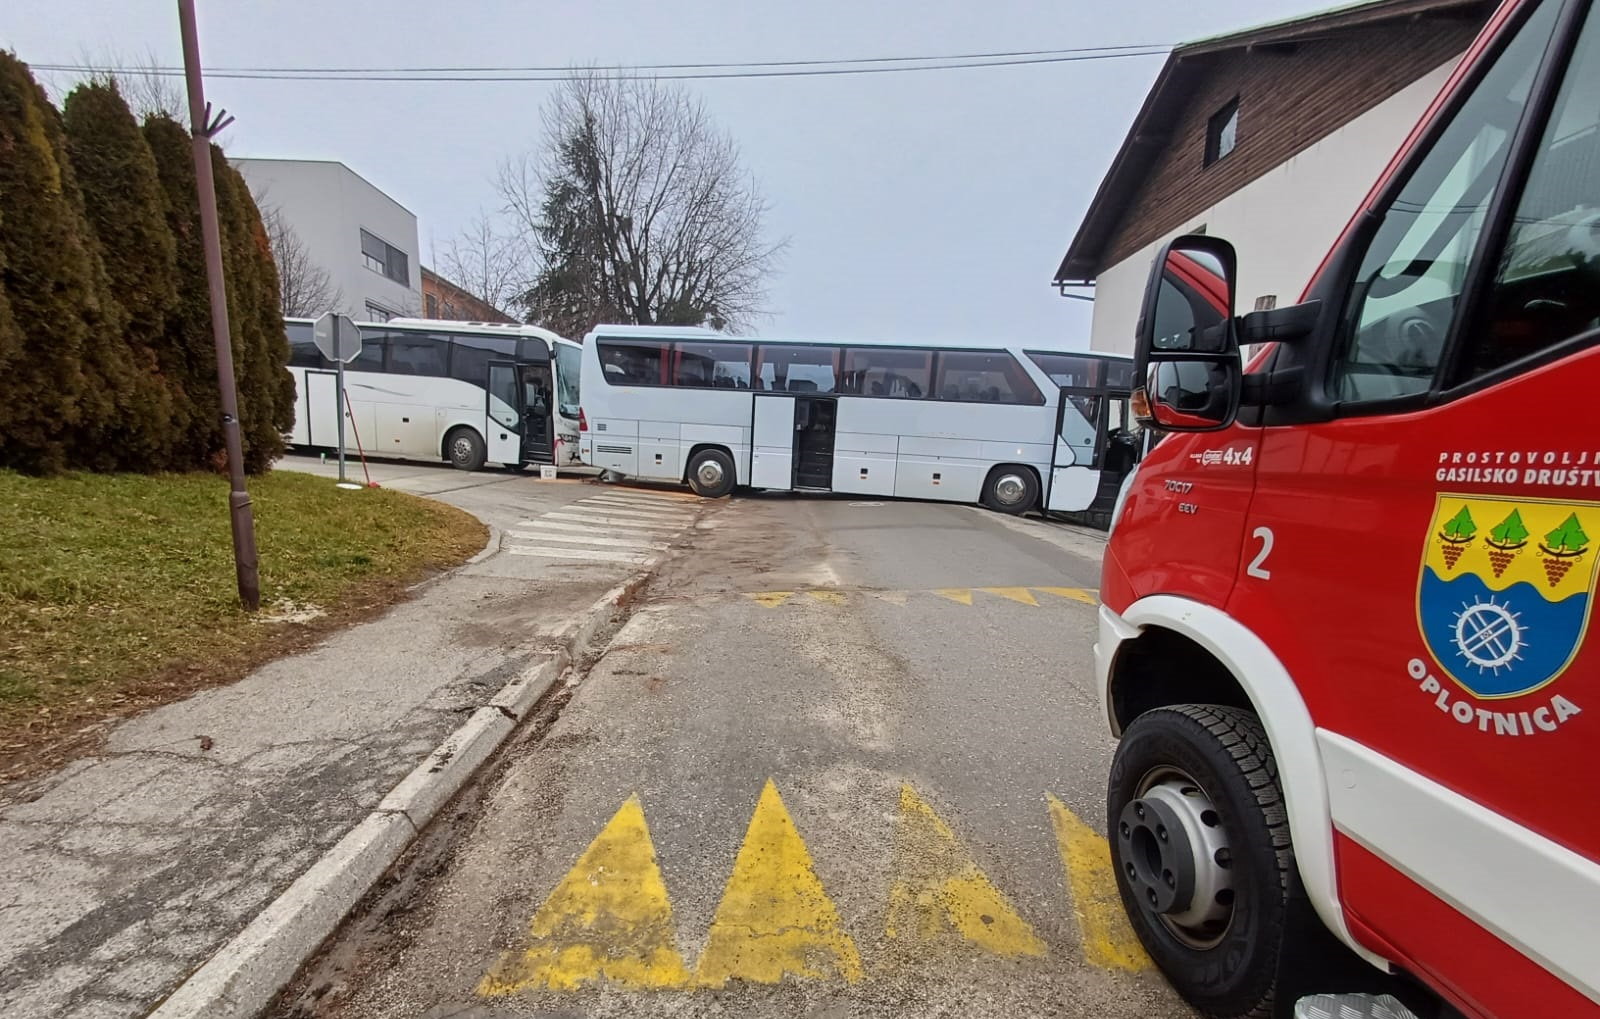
[982,466,1038,514]
[1107,705,1294,1019]
[445,427,486,472]
[686,448,736,498]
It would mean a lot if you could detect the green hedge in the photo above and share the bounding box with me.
[0,54,293,474]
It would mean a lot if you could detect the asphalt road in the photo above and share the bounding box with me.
[279,492,1194,1019]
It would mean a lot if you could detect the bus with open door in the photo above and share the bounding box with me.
[285,318,582,471]
[577,325,1140,516]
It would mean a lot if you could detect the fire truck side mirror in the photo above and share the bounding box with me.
[1132,235,1243,433]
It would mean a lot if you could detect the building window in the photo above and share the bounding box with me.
[425,294,439,317]
[365,301,394,322]
[360,228,409,285]
[1205,98,1239,166]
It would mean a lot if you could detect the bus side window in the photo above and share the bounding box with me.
[351,330,386,372]
[286,323,323,368]
[1454,7,1600,383]
[597,339,667,386]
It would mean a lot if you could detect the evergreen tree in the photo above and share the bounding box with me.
[0,211,21,415]
[238,183,296,440]
[64,79,183,469]
[0,52,92,472]
[144,114,222,469]
[26,74,142,472]
[211,148,281,472]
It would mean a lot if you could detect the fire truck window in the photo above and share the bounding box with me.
[1457,7,1600,383]
[1331,0,1558,405]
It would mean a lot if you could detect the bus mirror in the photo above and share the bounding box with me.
[1131,235,1242,432]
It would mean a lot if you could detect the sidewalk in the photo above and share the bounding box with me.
[0,480,689,1018]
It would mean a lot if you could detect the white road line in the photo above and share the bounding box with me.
[506,531,668,551]
[571,503,693,523]
[510,519,670,541]
[590,491,698,506]
[540,512,684,530]
[506,546,653,565]
[583,492,693,506]
[582,492,694,508]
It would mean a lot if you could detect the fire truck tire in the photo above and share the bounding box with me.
[1107,704,1296,1019]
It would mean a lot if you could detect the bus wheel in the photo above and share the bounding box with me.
[1108,705,1292,1019]
[686,448,736,498]
[982,467,1038,514]
[445,427,486,472]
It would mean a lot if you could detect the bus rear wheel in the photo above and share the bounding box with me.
[445,427,486,472]
[1108,705,1294,1019]
[686,448,736,498]
[982,466,1038,514]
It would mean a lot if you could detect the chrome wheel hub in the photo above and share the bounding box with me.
[696,460,725,488]
[993,473,1027,505]
[1119,767,1235,948]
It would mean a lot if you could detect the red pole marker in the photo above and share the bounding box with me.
[343,389,380,488]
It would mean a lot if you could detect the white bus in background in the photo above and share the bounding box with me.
[285,317,582,471]
[577,325,1139,514]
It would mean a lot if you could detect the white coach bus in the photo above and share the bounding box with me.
[285,317,582,471]
[577,325,1139,514]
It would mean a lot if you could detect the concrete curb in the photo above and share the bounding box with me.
[147,578,643,1019]
[465,523,502,566]
[149,812,416,1019]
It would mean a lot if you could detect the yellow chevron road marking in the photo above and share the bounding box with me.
[1047,794,1152,973]
[979,587,1040,606]
[1036,586,1099,605]
[885,785,1045,958]
[478,785,1148,995]
[479,796,690,994]
[746,591,794,608]
[694,780,862,986]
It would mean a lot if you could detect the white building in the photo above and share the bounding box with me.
[234,158,421,322]
[1054,0,1495,356]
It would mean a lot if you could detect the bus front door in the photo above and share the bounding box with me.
[485,362,524,467]
[1046,388,1101,512]
[519,363,555,465]
[792,397,836,491]
[751,394,795,489]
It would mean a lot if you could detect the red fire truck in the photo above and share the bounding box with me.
[1098,1,1599,1016]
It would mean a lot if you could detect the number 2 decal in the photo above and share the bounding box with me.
[1247,526,1274,580]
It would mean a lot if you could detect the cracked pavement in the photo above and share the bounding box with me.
[0,460,668,1018]
[286,494,1193,1019]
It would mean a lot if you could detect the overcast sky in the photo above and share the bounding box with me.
[5,0,1326,348]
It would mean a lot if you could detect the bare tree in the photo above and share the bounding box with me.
[498,72,785,337]
[437,211,533,320]
[66,48,186,120]
[260,204,343,318]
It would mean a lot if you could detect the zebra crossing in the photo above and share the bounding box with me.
[504,488,702,567]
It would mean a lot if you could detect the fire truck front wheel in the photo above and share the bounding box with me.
[1107,704,1296,1019]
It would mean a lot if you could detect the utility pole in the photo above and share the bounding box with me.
[177,0,260,612]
